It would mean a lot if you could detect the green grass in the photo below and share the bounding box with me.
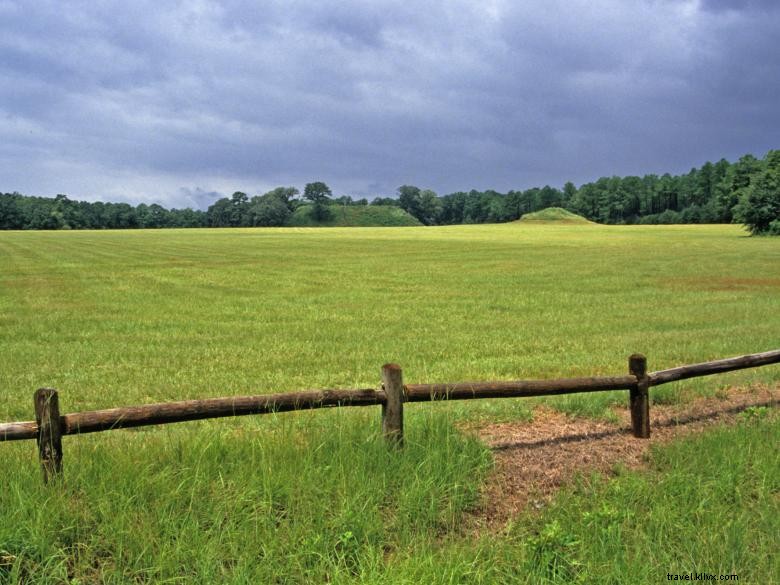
[524,409,780,583]
[391,411,780,584]
[1,411,493,584]
[518,207,593,223]
[2,406,775,583]
[1,223,779,583]
[288,204,422,226]
[1,223,777,419]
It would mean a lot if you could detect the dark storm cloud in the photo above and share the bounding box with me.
[0,0,777,208]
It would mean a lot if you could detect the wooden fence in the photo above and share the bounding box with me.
[2,349,779,483]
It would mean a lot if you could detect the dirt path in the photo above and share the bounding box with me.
[470,386,778,530]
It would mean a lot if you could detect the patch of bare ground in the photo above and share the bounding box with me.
[468,386,778,531]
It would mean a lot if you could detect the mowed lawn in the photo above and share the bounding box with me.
[0,224,779,584]
[1,223,778,418]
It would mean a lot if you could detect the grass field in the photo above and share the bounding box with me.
[1,223,779,583]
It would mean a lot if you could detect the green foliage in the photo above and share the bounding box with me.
[525,520,581,582]
[2,150,778,231]
[303,182,332,203]
[397,185,442,225]
[737,405,769,422]
[733,150,780,235]
[304,181,333,222]
[246,187,298,227]
[208,192,251,227]
[247,196,290,227]
[0,192,194,230]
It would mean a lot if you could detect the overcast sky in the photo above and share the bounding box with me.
[1,0,778,209]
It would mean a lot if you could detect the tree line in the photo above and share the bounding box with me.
[1,150,778,234]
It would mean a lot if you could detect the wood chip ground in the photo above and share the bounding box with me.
[468,386,778,530]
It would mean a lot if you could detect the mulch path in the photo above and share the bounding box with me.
[468,386,779,530]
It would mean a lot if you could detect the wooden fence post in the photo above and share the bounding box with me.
[34,388,63,483]
[381,364,404,447]
[628,354,650,438]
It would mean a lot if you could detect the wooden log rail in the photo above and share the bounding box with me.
[0,389,386,442]
[1,349,778,483]
[647,350,780,386]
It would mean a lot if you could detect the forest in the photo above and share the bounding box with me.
[1,150,778,234]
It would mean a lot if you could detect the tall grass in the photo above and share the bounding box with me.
[4,407,774,583]
[1,410,490,583]
[372,412,780,584]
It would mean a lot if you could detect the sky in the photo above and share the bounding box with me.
[1,0,778,210]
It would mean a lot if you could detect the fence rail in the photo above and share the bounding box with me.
[2,349,779,483]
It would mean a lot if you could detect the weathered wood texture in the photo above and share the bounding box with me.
[0,377,637,441]
[405,376,637,402]
[0,389,385,442]
[0,420,38,442]
[1,349,778,444]
[648,349,780,386]
[381,363,404,446]
[34,388,63,483]
[629,354,650,439]
[59,388,383,436]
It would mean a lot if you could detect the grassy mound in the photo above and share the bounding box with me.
[518,207,594,224]
[288,204,422,227]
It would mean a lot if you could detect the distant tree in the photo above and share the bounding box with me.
[463,190,488,223]
[207,197,233,227]
[397,185,441,225]
[417,189,441,225]
[397,185,421,221]
[620,177,644,222]
[656,209,682,224]
[248,189,293,227]
[263,186,299,211]
[485,196,506,223]
[230,192,250,226]
[136,203,151,227]
[169,207,207,227]
[538,185,563,210]
[523,187,542,214]
[680,205,703,224]
[137,203,170,228]
[304,181,332,221]
[0,193,24,229]
[1,151,774,230]
[501,190,522,221]
[370,197,399,207]
[735,150,780,235]
[691,161,714,207]
[562,182,577,207]
[714,154,762,223]
[439,192,467,224]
